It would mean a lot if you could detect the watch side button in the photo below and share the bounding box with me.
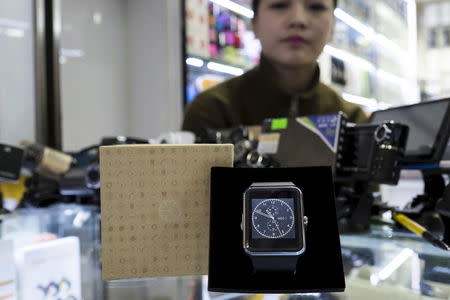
[304,216,308,226]
[241,214,243,231]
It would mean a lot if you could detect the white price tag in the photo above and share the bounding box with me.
[257,133,280,154]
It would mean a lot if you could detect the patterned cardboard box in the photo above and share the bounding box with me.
[100,144,233,280]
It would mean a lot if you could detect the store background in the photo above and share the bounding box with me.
[184,0,420,112]
[1,0,449,151]
[1,0,450,299]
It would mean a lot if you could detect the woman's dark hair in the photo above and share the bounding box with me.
[252,0,338,17]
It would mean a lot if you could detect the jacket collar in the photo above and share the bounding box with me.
[254,55,321,101]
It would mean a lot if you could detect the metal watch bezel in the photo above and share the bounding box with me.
[242,184,306,256]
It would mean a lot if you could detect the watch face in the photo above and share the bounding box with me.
[244,186,305,253]
[252,198,295,239]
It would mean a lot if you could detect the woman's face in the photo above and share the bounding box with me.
[253,0,335,68]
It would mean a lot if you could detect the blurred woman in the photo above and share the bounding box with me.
[183,0,367,133]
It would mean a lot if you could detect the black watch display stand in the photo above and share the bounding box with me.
[208,167,345,294]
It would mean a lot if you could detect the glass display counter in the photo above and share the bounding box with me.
[1,206,449,300]
[0,204,103,300]
[105,227,450,300]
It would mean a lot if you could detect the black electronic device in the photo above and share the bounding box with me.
[336,121,409,185]
[438,133,450,169]
[0,143,24,182]
[370,99,450,235]
[209,167,345,293]
[196,126,277,168]
[242,182,307,273]
[100,136,148,145]
[436,181,450,245]
[369,98,450,168]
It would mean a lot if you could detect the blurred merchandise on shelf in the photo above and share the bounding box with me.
[196,74,225,91]
[331,19,375,63]
[186,0,209,58]
[0,204,102,300]
[339,0,374,27]
[377,77,407,105]
[186,69,229,103]
[21,141,75,177]
[0,144,24,182]
[186,0,259,66]
[0,134,196,212]
[185,0,259,103]
[0,240,15,300]
[15,237,81,300]
[376,0,409,50]
[0,174,28,211]
[331,56,347,86]
[328,0,417,108]
[419,1,450,99]
[0,137,152,211]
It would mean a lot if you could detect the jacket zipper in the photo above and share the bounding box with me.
[289,95,300,117]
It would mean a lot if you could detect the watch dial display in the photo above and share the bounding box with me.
[251,198,295,239]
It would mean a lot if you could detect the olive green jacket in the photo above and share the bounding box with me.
[182,57,368,133]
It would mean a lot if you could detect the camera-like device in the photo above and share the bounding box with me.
[336,120,409,185]
[0,143,24,182]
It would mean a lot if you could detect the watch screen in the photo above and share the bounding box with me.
[244,187,303,252]
[251,198,295,239]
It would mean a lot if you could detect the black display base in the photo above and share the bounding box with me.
[399,170,450,235]
[437,182,450,244]
[335,181,373,234]
[442,215,450,245]
[208,167,345,294]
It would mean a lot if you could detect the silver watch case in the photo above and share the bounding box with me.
[242,183,306,257]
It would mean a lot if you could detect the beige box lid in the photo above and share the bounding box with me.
[100,144,233,280]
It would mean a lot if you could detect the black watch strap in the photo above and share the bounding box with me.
[251,256,298,273]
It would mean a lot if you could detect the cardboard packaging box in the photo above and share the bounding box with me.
[100,144,233,280]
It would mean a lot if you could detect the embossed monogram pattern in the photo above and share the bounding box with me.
[100,144,233,279]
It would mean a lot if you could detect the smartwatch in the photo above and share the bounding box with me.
[242,182,307,273]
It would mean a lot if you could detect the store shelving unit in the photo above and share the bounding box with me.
[183,0,419,111]
[184,0,257,103]
[326,0,419,110]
